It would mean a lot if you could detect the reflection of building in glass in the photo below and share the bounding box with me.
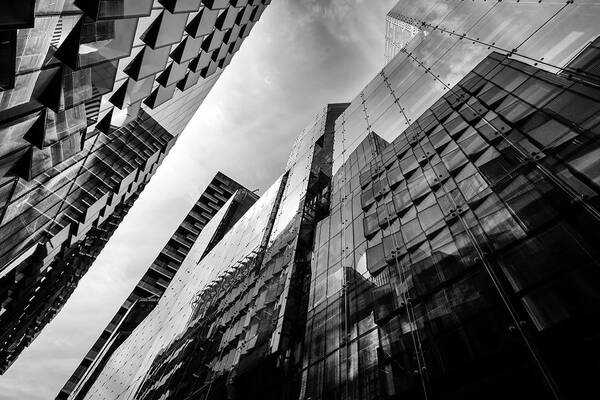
[69,1,600,399]
[58,172,258,400]
[0,0,271,374]
[384,12,420,64]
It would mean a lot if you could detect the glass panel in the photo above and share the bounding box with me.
[77,17,138,68]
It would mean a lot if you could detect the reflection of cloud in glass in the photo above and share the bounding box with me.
[333,0,600,173]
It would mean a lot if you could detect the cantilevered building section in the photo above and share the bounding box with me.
[74,103,348,400]
[0,0,271,373]
[57,172,259,400]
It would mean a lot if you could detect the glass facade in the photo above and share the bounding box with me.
[0,0,271,373]
[59,1,600,399]
[333,0,600,175]
[83,172,287,399]
[57,172,258,400]
[307,49,600,400]
[0,110,175,374]
[68,104,347,400]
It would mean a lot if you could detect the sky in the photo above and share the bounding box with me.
[0,1,398,399]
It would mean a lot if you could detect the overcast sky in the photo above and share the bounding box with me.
[0,1,397,398]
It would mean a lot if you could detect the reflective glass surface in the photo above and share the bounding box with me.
[84,176,284,399]
[333,0,600,174]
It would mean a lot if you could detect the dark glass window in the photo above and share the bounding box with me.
[363,211,379,238]
[546,89,600,125]
[360,187,375,210]
[526,119,577,149]
[141,10,188,49]
[328,233,341,266]
[366,243,386,275]
[513,76,562,107]
[480,208,526,250]
[95,0,154,19]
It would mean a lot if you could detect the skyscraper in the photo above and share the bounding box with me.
[73,102,349,400]
[0,0,271,373]
[384,11,419,64]
[58,172,259,400]
[62,1,600,399]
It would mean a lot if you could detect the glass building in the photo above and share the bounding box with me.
[58,172,258,400]
[70,102,348,400]
[61,1,600,399]
[0,0,271,374]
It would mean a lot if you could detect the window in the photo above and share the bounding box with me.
[457,173,487,202]
[376,204,390,227]
[443,149,469,174]
[513,76,562,108]
[386,166,403,188]
[489,66,528,92]
[363,211,380,238]
[499,223,584,293]
[360,187,375,210]
[328,233,342,266]
[444,116,469,138]
[546,89,600,125]
[418,204,444,235]
[401,218,422,246]
[314,244,328,277]
[496,95,536,124]
[567,146,600,190]
[327,264,343,297]
[526,119,577,149]
[392,190,411,214]
[366,243,386,275]
[480,208,526,250]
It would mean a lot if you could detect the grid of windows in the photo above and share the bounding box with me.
[302,52,600,400]
[0,110,174,374]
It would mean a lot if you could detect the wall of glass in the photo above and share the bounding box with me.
[307,48,600,399]
[333,0,600,174]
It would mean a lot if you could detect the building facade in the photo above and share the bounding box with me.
[61,0,600,399]
[302,50,600,400]
[0,0,271,373]
[0,110,176,374]
[57,172,258,400]
[69,103,347,400]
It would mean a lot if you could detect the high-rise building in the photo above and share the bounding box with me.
[62,1,600,399]
[71,102,348,400]
[58,172,259,400]
[0,0,271,373]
